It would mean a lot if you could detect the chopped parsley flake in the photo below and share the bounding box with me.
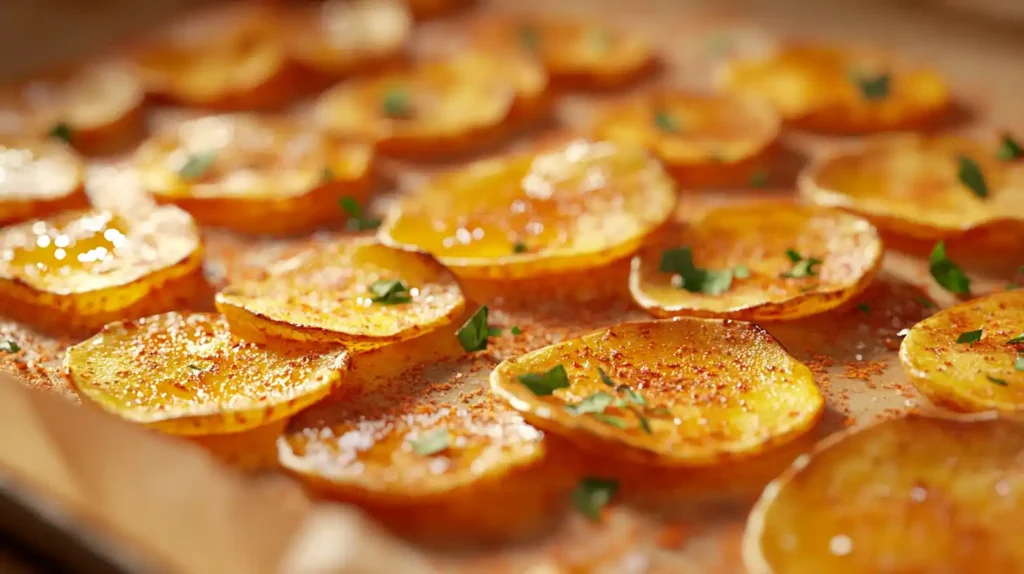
[518,24,540,50]
[510,325,522,335]
[659,246,737,295]
[780,249,822,279]
[749,168,770,188]
[513,241,528,253]
[636,413,652,434]
[856,303,871,314]
[48,122,72,144]
[1016,357,1024,372]
[408,428,448,456]
[929,241,970,295]
[320,166,335,183]
[382,88,412,118]
[956,329,982,345]
[566,392,614,416]
[957,155,988,198]
[597,367,616,387]
[1007,334,1024,345]
[616,385,647,406]
[654,110,681,133]
[456,306,497,352]
[339,196,381,231]
[592,413,628,429]
[0,340,20,353]
[851,71,890,101]
[186,364,202,371]
[987,375,1009,386]
[996,134,1023,162]
[733,264,750,279]
[571,477,618,521]
[518,364,570,396]
[178,152,217,180]
[368,279,412,305]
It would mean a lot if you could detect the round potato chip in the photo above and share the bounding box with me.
[66,312,348,435]
[135,113,374,235]
[591,91,780,187]
[0,139,87,225]
[315,51,547,158]
[215,237,465,347]
[800,134,1024,241]
[472,16,657,89]
[0,62,145,155]
[900,291,1024,413]
[379,139,677,280]
[132,4,295,110]
[489,318,824,466]
[722,44,949,133]
[280,0,411,78]
[630,201,882,321]
[744,414,1024,574]
[0,206,205,336]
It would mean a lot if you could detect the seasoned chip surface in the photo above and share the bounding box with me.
[900,291,1024,412]
[723,44,949,133]
[136,113,374,234]
[66,312,348,435]
[0,139,87,225]
[744,415,1024,574]
[490,318,824,466]
[801,134,1024,240]
[216,237,465,346]
[380,139,677,279]
[630,202,882,320]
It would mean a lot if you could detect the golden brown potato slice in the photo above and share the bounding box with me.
[900,291,1024,413]
[0,206,204,336]
[744,415,1024,573]
[472,15,657,89]
[315,51,548,158]
[0,62,145,155]
[489,318,824,466]
[723,44,949,134]
[630,201,882,321]
[0,139,87,225]
[132,4,295,110]
[800,134,1024,241]
[280,0,410,79]
[592,91,780,188]
[135,113,374,235]
[379,139,677,280]
[66,312,348,435]
[216,237,465,347]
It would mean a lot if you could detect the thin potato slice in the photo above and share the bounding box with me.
[592,91,780,187]
[215,237,465,347]
[135,114,374,235]
[472,16,657,89]
[630,202,882,320]
[0,206,204,336]
[800,134,1024,241]
[744,415,1024,574]
[132,4,294,110]
[723,44,949,133]
[66,312,348,435]
[0,62,145,155]
[900,291,1024,413]
[280,0,411,78]
[489,318,824,466]
[0,139,87,225]
[379,139,677,280]
[315,51,547,158]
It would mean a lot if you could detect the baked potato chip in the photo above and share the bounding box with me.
[744,415,1024,573]
[0,139,87,225]
[215,237,465,347]
[900,291,1024,413]
[591,91,780,187]
[132,4,294,110]
[66,312,348,435]
[379,139,677,280]
[136,114,374,235]
[489,318,824,466]
[315,51,547,158]
[472,16,657,89]
[630,202,882,320]
[723,44,949,133]
[0,62,144,155]
[800,134,1024,241]
[280,0,410,78]
[0,206,204,336]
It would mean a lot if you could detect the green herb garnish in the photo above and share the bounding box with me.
[957,155,988,198]
[616,385,646,406]
[956,329,982,345]
[1016,357,1024,371]
[856,303,871,314]
[571,477,618,521]
[733,264,750,279]
[659,246,736,295]
[178,152,217,180]
[987,375,1009,386]
[1007,334,1024,345]
[186,364,202,371]
[996,134,1023,162]
[929,241,970,295]
[518,364,570,396]
[592,413,628,429]
[382,88,412,118]
[320,166,335,183]
[518,24,540,50]
[654,110,681,134]
[408,428,449,456]
[368,279,412,305]
[918,297,937,308]
[851,71,890,101]
[0,340,20,353]
[513,241,528,254]
[636,413,652,434]
[566,392,614,416]
[456,306,500,352]
[749,168,770,188]
[48,122,72,144]
[339,196,381,231]
[597,367,615,387]
[510,325,522,336]
[780,249,823,279]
